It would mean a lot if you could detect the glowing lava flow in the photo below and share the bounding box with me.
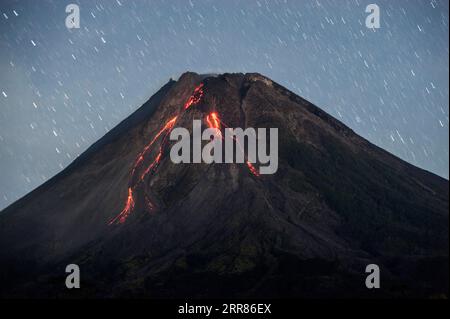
[206,112,220,129]
[140,149,163,181]
[108,187,135,225]
[110,84,204,225]
[246,160,260,177]
[213,116,260,177]
[148,116,178,146]
[130,116,177,178]
[205,112,223,139]
[184,83,204,109]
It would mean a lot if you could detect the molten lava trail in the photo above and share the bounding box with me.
[215,117,260,177]
[184,83,204,110]
[130,116,177,178]
[108,187,135,225]
[246,160,260,177]
[109,83,204,225]
[140,149,162,181]
[205,112,222,139]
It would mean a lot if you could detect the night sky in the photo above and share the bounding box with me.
[0,0,448,210]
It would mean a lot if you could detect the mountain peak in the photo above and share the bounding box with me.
[0,71,448,298]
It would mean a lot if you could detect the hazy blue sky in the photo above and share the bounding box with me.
[0,0,448,210]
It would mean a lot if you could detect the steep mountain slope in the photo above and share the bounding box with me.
[0,72,448,298]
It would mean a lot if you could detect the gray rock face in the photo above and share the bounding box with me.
[0,72,448,298]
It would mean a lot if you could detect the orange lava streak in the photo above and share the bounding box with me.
[130,116,177,178]
[149,116,178,145]
[184,83,204,109]
[110,82,215,225]
[137,116,178,181]
[111,116,177,225]
[246,161,260,177]
[140,149,162,181]
[206,112,220,129]
[206,112,222,139]
[109,187,135,225]
[140,116,177,158]
[215,116,260,177]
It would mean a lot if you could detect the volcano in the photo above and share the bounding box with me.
[0,72,448,298]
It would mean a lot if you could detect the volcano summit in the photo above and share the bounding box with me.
[0,72,448,298]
